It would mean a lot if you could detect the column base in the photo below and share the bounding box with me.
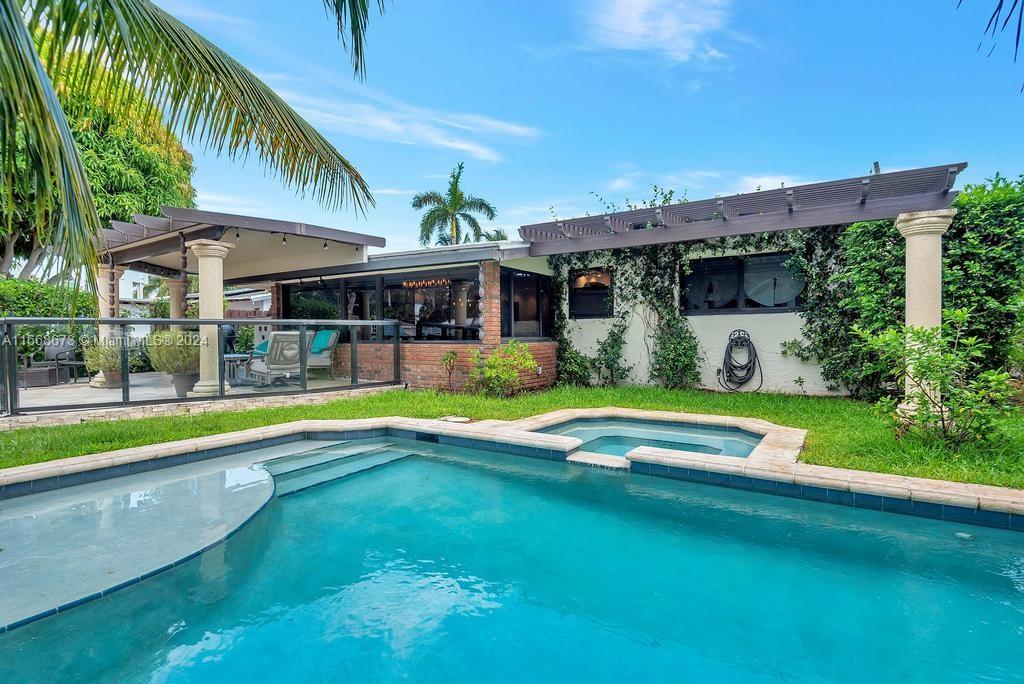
[191,379,222,397]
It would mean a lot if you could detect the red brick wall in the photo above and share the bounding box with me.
[332,340,558,391]
[480,260,502,345]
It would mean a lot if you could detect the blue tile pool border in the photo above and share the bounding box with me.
[628,460,1024,532]
[0,427,568,501]
[537,415,766,442]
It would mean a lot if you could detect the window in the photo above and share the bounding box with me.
[682,253,805,314]
[381,268,481,341]
[569,268,613,318]
[500,267,552,338]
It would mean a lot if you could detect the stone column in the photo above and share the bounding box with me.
[453,281,471,325]
[187,239,234,396]
[163,277,187,331]
[895,208,956,401]
[91,263,125,388]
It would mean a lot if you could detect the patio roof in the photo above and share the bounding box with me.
[518,163,967,256]
[101,206,385,281]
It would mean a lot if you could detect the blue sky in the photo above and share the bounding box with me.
[157,0,1024,253]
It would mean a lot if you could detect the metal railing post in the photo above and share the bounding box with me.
[350,324,359,386]
[217,324,226,397]
[119,322,130,404]
[393,323,401,383]
[298,324,308,391]
[2,321,16,415]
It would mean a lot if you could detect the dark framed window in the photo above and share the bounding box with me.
[569,268,613,319]
[681,253,805,314]
[500,267,552,339]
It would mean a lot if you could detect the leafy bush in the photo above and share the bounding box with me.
[857,309,1015,446]
[147,331,200,374]
[440,349,459,392]
[812,176,1024,398]
[556,341,593,387]
[466,340,537,397]
[648,311,702,388]
[0,278,96,317]
[82,341,123,373]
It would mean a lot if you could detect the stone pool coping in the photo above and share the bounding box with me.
[1,407,1022,530]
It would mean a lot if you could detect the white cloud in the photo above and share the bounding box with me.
[280,90,538,163]
[195,192,273,216]
[607,173,640,191]
[582,0,732,62]
[371,188,416,196]
[157,0,256,29]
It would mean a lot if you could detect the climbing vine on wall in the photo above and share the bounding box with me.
[547,177,1024,395]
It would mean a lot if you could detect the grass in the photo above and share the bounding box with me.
[1,386,1023,488]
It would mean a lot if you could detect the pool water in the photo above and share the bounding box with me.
[2,439,1024,682]
[539,417,762,457]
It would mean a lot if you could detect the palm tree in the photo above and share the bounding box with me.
[480,228,509,241]
[412,163,496,246]
[1,0,384,285]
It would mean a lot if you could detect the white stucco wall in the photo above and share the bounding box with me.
[688,312,836,394]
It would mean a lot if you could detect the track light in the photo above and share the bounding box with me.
[235,228,240,240]
[323,240,329,251]
[282,234,287,246]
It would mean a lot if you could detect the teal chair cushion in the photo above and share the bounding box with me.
[253,339,269,357]
[310,330,335,355]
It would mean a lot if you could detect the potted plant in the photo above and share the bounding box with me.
[82,341,124,388]
[147,331,200,397]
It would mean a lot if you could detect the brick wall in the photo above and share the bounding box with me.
[333,340,559,391]
[480,260,502,345]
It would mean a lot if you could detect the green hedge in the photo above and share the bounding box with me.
[806,175,1024,397]
[0,279,96,318]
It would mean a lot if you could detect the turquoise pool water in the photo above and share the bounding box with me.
[539,417,762,457]
[2,438,1023,682]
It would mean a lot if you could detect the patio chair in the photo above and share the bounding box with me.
[243,331,302,385]
[306,329,339,376]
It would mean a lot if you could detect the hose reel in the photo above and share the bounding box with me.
[716,329,763,392]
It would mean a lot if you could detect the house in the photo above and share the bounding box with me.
[97,163,964,395]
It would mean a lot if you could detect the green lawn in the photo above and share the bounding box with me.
[2,386,1023,488]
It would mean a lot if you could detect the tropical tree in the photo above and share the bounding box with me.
[480,228,509,241]
[0,0,383,287]
[412,163,497,246]
[2,64,197,279]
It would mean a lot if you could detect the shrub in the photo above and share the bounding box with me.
[440,349,459,392]
[0,278,96,317]
[856,309,1015,446]
[466,340,537,397]
[82,341,123,374]
[147,331,200,374]
[556,341,593,387]
[648,311,702,388]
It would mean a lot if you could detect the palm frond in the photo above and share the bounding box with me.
[418,205,448,245]
[411,190,446,210]
[481,227,508,241]
[0,2,98,285]
[321,0,385,79]
[458,212,482,241]
[462,195,496,220]
[27,0,374,219]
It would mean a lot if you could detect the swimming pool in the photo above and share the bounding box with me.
[2,436,1022,682]
[538,417,762,457]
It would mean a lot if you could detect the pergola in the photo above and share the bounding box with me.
[519,162,967,397]
[95,207,386,394]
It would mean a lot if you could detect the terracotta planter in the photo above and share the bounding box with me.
[104,370,123,389]
[170,372,200,398]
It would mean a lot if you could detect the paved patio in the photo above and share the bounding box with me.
[14,371,383,412]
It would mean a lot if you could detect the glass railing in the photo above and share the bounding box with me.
[0,317,401,416]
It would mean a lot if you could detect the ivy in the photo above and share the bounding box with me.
[545,177,1024,397]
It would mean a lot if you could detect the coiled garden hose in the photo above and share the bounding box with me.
[717,329,763,392]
